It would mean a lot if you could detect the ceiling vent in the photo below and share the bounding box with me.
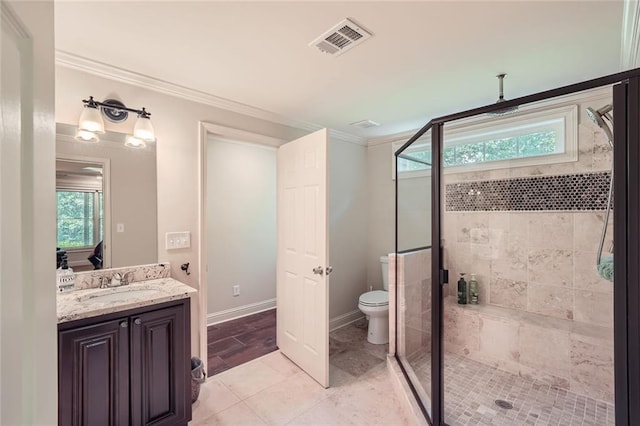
[350,119,380,129]
[310,18,372,57]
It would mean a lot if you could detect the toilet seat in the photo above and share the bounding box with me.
[359,290,389,307]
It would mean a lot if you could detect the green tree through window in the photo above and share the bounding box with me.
[57,191,103,248]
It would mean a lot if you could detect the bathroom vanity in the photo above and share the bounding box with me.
[57,271,196,426]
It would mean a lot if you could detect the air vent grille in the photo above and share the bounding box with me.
[350,119,380,129]
[310,18,372,57]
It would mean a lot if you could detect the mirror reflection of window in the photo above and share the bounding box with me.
[56,159,104,271]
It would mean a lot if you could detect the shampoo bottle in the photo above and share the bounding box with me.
[457,273,467,305]
[469,274,479,304]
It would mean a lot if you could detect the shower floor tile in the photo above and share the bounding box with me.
[409,351,615,426]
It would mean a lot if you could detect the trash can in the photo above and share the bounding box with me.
[191,357,206,403]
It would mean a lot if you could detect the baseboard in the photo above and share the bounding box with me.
[329,309,364,332]
[207,298,276,326]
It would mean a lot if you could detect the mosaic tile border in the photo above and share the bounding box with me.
[445,171,611,212]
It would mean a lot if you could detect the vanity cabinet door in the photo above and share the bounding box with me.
[58,318,130,426]
[130,303,189,426]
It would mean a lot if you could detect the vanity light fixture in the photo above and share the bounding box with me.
[75,96,156,146]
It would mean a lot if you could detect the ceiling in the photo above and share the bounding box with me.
[55,1,624,140]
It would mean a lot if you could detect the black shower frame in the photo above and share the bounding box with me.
[394,68,640,426]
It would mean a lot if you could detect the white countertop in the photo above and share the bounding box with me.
[57,277,197,324]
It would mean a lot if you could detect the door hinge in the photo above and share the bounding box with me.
[440,269,449,285]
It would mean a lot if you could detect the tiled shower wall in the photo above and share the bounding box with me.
[440,94,615,402]
[393,248,432,359]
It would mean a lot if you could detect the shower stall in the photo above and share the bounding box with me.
[393,70,640,425]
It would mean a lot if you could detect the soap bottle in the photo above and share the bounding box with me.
[457,273,467,305]
[56,257,75,293]
[469,274,479,304]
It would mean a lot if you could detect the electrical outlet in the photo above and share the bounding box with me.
[233,285,240,296]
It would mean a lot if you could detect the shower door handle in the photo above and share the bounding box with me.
[312,266,324,276]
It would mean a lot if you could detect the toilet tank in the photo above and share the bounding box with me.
[380,256,389,291]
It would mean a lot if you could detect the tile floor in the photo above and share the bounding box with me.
[192,320,413,425]
[408,350,615,426]
[207,310,277,377]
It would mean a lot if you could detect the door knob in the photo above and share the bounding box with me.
[134,318,142,325]
[312,266,324,276]
[325,266,333,275]
[120,321,128,328]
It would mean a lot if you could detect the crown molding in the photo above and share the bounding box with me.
[621,0,640,70]
[55,50,366,146]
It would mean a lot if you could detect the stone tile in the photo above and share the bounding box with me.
[570,335,614,403]
[491,250,528,282]
[574,290,613,327]
[527,249,573,288]
[216,357,288,400]
[528,213,573,250]
[574,250,613,293]
[258,351,301,378]
[191,378,241,423]
[457,213,490,244]
[244,371,330,425]
[330,348,385,378]
[489,278,527,310]
[443,306,480,356]
[478,315,519,363]
[574,212,608,253]
[526,284,574,320]
[519,324,570,380]
[196,401,267,426]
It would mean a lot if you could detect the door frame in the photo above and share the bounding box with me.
[394,69,640,425]
[197,122,284,368]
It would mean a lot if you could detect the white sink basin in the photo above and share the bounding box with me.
[82,288,160,304]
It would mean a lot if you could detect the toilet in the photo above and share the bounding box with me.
[358,256,389,344]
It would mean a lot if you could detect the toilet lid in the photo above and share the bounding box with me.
[359,290,389,307]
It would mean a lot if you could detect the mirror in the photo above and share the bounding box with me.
[56,123,157,271]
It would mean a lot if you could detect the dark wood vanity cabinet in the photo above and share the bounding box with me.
[58,298,191,426]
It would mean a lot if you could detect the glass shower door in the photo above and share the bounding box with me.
[395,133,433,419]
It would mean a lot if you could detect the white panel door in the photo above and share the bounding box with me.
[276,128,329,388]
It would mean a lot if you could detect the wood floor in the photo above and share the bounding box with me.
[207,309,277,377]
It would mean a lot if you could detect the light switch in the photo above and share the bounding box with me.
[165,231,191,250]
[117,223,125,233]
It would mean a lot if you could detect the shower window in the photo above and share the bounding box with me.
[393,103,577,177]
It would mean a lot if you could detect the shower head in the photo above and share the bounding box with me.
[586,104,613,144]
[489,73,519,116]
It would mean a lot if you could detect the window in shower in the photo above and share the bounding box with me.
[393,103,577,177]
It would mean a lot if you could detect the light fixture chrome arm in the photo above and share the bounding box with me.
[82,96,152,118]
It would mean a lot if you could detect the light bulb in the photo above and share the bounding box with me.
[78,104,105,134]
[125,135,146,149]
[133,114,156,142]
[74,129,100,143]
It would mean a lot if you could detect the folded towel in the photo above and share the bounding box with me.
[598,256,614,282]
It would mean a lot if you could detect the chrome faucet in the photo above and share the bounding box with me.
[110,272,123,287]
[121,271,134,286]
[99,275,110,289]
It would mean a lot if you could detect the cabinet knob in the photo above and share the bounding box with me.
[120,321,128,328]
[134,318,142,325]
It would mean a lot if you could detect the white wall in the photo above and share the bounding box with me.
[55,65,307,359]
[328,139,369,322]
[366,140,432,289]
[206,138,276,318]
[366,142,396,289]
[57,136,157,269]
[1,1,57,423]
